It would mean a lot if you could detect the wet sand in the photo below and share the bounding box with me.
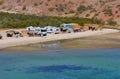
[61,32,120,49]
[2,32,120,52]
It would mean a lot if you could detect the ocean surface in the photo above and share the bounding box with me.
[0,49,120,79]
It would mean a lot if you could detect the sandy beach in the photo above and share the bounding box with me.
[0,29,119,49]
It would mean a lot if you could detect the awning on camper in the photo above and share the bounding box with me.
[66,24,75,28]
[71,23,80,28]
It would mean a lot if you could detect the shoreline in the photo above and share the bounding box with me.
[0,29,119,49]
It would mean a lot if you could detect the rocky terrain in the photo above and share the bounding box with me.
[0,0,120,24]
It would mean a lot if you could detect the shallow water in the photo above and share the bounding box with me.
[0,49,120,79]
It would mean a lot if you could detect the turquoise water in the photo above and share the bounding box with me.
[0,49,120,79]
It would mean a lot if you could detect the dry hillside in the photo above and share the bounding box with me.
[0,0,120,24]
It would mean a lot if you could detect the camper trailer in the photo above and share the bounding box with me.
[37,27,47,36]
[46,26,53,33]
[52,27,60,34]
[26,26,47,36]
[46,26,60,34]
[26,26,35,31]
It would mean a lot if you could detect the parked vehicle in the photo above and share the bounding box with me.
[6,30,14,37]
[6,30,23,37]
[27,31,36,37]
[60,24,68,32]
[37,27,47,36]
[0,34,2,39]
[52,27,60,34]
[26,26,35,31]
[46,26,53,33]
[46,26,60,34]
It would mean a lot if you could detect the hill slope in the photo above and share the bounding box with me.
[0,0,120,24]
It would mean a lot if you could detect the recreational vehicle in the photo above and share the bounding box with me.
[26,26,35,31]
[37,27,47,36]
[46,26,60,34]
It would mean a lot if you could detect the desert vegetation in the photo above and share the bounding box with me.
[0,12,103,28]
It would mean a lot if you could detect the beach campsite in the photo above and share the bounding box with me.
[0,0,120,79]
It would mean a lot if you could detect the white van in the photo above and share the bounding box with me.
[46,26,53,33]
[37,27,47,36]
[46,26,60,34]
[52,27,60,34]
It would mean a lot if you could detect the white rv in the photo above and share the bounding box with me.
[46,26,53,33]
[26,26,35,31]
[37,27,47,36]
[46,26,60,34]
[52,27,60,34]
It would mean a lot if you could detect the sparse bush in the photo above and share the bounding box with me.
[86,14,90,17]
[116,4,120,10]
[22,5,26,10]
[90,9,97,13]
[34,3,38,6]
[48,8,54,11]
[56,7,64,12]
[69,10,75,14]
[103,8,113,16]
[0,0,3,5]
[77,5,87,13]
[94,13,99,16]
[107,19,117,26]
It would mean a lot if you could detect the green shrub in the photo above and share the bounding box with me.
[77,5,87,13]
[0,12,104,28]
[86,14,90,17]
[94,13,99,16]
[107,19,117,26]
[103,8,113,16]
[90,9,97,13]
[69,10,75,14]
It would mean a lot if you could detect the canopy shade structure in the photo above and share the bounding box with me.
[61,23,81,29]
[71,23,81,28]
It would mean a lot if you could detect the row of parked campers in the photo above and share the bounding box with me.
[26,26,60,36]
